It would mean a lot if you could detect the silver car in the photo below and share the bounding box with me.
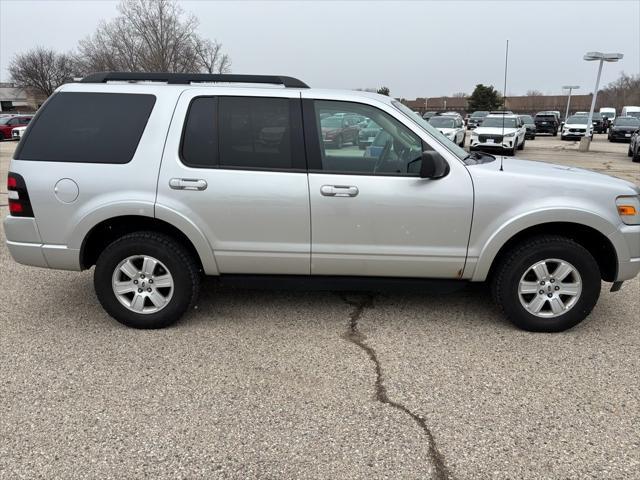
[4,72,640,331]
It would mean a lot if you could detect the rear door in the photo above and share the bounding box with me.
[156,88,311,274]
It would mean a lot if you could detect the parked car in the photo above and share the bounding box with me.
[467,111,489,129]
[518,115,536,139]
[621,106,640,119]
[534,112,559,135]
[469,114,526,155]
[590,112,606,134]
[628,127,640,162]
[357,120,382,149]
[561,115,593,140]
[422,111,438,120]
[0,115,32,140]
[320,114,360,148]
[608,116,640,142]
[428,115,465,147]
[4,72,639,333]
[11,125,28,141]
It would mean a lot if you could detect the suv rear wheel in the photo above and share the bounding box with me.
[492,235,601,332]
[94,231,200,329]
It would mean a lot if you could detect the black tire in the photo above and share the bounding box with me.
[353,134,359,147]
[552,129,558,136]
[518,137,525,150]
[459,133,466,147]
[491,235,601,332]
[628,145,633,157]
[94,231,200,329]
[335,135,343,149]
[561,135,567,141]
[531,134,536,140]
[633,146,640,163]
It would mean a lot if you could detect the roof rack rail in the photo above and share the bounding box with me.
[80,72,309,88]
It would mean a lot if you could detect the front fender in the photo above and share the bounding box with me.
[467,208,619,281]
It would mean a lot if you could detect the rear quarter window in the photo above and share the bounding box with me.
[16,92,156,163]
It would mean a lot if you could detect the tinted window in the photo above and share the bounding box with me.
[482,117,518,128]
[17,92,155,163]
[218,97,303,170]
[181,97,218,168]
[313,100,424,176]
[614,117,640,126]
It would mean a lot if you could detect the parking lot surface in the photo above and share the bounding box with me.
[1,137,639,479]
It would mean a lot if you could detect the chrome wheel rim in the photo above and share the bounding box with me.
[111,255,174,314]
[518,258,582,318]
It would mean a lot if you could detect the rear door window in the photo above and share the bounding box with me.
[218,96,305,170]
[16,92,156,163]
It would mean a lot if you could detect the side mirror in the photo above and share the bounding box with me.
[419,151,450,179]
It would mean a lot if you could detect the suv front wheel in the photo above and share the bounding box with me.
[492,235,601,332]
[94,231,200,328]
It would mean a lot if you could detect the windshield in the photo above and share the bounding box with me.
[392,100,467,160]
[429,117,455,128]
[471,111,489,118]
[482,117,517,128]
[519,115,534,123]
[364,120,379,129]
[627,111,640,119]
[0,117,12,125]
[614,117,640,126]
[566,116,588,124]
[592,113,603,120]
[321,117,342,128]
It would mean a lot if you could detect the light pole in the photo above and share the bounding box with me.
[562,85,579,124]
[579,52,623,151]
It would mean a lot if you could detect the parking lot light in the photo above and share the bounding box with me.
[562,85,579,125]
[579,52,623,152]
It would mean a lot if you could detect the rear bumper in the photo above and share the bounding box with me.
[3,216,81,271]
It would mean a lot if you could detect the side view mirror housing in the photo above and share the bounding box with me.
[420,151,450,179]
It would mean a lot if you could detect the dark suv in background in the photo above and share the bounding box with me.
[467,111,489,129]
[609,116,640,142]
[591,112,606,134]
[534,112,559,135]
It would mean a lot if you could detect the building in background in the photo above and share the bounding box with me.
[0,83,46,112]
[401,94,597,116]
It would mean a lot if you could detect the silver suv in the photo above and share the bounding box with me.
[5,72,640,331]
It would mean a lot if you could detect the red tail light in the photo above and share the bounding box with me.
[7,172,34,217]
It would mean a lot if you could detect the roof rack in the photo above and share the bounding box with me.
[80,72,309,88]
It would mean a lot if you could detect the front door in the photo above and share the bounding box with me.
[157,89,310,274]
[303,98,474,278]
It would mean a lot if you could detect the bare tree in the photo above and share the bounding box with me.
[598,72,640,112]
[192,37,231,74]
[452,92,467,98]
[77,0,231,74]
[9,47,79,97]
[526,89,543,96]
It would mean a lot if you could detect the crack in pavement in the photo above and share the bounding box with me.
[338,293,454,480]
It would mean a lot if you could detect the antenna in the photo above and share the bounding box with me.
[500,39,509,172]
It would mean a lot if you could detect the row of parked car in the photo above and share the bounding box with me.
[0,114,33,141]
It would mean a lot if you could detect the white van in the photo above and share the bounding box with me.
[621,106,640,119]
[599,107,616,121]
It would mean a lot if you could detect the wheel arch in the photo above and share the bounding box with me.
[79,214,219,275]
[473,220,619,283]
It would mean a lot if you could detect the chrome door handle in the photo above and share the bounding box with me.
[320,185,359,197]
[169,178,208,191]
